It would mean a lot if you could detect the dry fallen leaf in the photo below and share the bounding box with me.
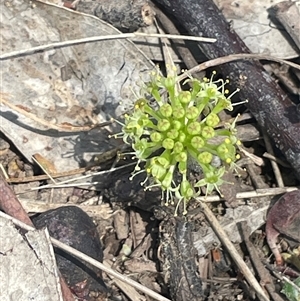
[266,190,300,265]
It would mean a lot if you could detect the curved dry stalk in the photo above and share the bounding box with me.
[177,53,300,82]
[0,32,215,61]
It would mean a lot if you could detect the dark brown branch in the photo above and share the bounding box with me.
[154,0,300,179]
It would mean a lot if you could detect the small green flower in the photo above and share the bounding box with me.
[112,68,240,215]
[178,91,192,104]
[157,119,171,132]
[187,121,201,135]
[173,141,184,153]
[198,152,213,164]
[201,126,215,139]
[205,113,220,127]
[186,106,200,120]
[175,152,187,163]
[160,103,173,117]
[150,132,162,143]
[194,166,226,196]
[172,105,185,119]
[191,136,205,149]
[162,138,175,150]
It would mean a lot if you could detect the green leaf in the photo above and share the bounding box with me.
[281,277,300,301]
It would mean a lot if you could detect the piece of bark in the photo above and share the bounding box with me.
[0,173,34,227]
[270,1,300,51]
[158,217,203,301]
[73,0,154,32]
[32,206,108,299]
[0,217,64,301]
[153,0,300,179]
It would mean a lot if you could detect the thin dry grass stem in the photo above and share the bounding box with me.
[280,276,300,295]
[153,18,182,96]
[154,18,174,71]
[15,162,135,194]
[200,201,270,301]
[262,130,285,187]
[217,112,254,128]
[18,200,114,219]
[0,211,171,301]
[0,164,9,180]
[240,222,284,301]
[0,32,216,61]
[177,53,300,82]
[7,167,95,183]
[7,148,121,183]
[153,5,200,71]
[104,259,147,301]
[32,155,57,184]
[196,186,298,202]
[238,147,265,166]
[263,152,291,168]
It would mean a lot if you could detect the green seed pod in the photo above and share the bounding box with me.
[191,136,205,149]
[162,169,173,190]
[157,119,171,132]
[157,157,169,168]
[164,75,176,91]
[162,138,175,150]
[167,129,179,140]
[172,120,182,130]
[149,162,166,180]
[178,132,186,143]
[178,91,192,104]
[172,105,185,119]
[186,106,200,120]
[206,113,220,127]
[159,103,173,118]
[180,180,194,200]
[150,131,162,143]
[157,150,171,168]
[178,161,187,174]
[187,121,201,135]
[173,141,184,153]
[198,151,213,164]
[175,152,187,163]
[201,126,215,139]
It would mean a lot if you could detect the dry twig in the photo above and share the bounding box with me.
[200,201,270,301]
[0,32,216,60]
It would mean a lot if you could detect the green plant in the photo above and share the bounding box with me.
[281,276,300,301]
[112,68,241,215]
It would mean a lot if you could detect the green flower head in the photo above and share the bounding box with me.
[112,68,240,215]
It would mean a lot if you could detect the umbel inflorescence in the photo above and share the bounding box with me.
[112,68,241,215]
